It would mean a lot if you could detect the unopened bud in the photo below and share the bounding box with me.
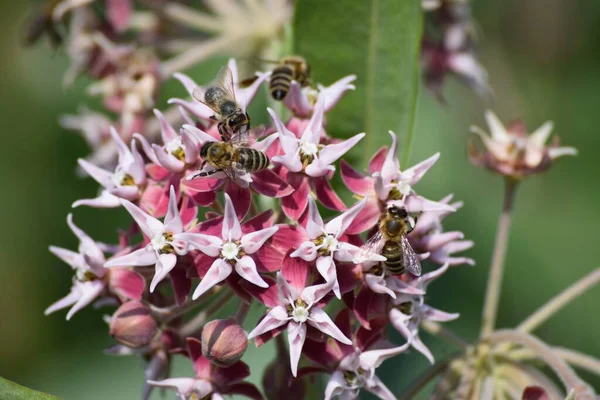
[201,318,248,367]
[110,301,158,348]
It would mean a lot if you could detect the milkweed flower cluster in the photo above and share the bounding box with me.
[45,56,474,399]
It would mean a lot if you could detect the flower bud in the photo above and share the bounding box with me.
[201,318,248,367]
[110,301,158,348]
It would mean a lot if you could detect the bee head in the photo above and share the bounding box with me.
[387,206,408,218]
[228,111,249,128]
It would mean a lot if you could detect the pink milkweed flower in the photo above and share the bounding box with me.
[148,338,262,400]
[247,258,352,377]
[179,193,278,299]
[169,58,269,122]
[74,127,146,208]
[182,124,292,219]
[134,109,200,173]
[283,74,357,118]
[342,131,455,234]
[469,110,577,179]
[389,264,459,363]
[104,186,195,292]
[46,214,144,320]
[291,197,384,298]
[53,0,132,32]
[409,194,475,267]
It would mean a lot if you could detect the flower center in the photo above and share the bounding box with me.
[291,306,309,323]
[388,180,412,200]
[343,370,358,386]
[151,232,174,254]
[165,138,186,162]
[315,234,338,255]
[112,170,135,187]
[300,141,319,156]
[76,269,98,282]
[221,241,241,260]
[397,301,413,316]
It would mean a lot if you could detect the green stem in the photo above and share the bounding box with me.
[481,178,519,337]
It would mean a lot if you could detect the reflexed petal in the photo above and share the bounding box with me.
[240,226,279,254]
[104,247,157,268]
[325,197,367,237]
[346,199,380,235]
[340,160,373,196]
[149,253,177,292]
[280,257,309,295]
[224,181,252,221]
[192,259,233,299]
[222,193,242,240]
[121,199,165,238]
[177,233,222,257]
[247,306,289,339]
[282,174,310,220]
[308,308,352,345]
[306,197,324,239]
[235,256,268,288]
[369,147,388,175]
[312,176,347,212]
[109,269,145,300]
[287,321,308,377]
[410,334,435,364]
[250,169,294,198]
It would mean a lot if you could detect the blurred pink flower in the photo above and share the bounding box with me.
[74,127,146,208]
[180,193,278,299]
[53,0,132,32]
[104,186,195,292]
[46,214,144,320]
[283,75,356,118]
[247,259,352,377]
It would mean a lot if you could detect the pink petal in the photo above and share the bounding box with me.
[287,321,308,377]
[72,191,122,208]
[307,308,352,345]
[305,197,324,239]
[271,224,307,251]
[380,131,400,183]
[316,256,340,298]
[223,382,263,400]
[247,306,289,339]
[147,378,209,398]
[318,133,365,166]
[235,256,268,288]
[146,163,170,181]
[181,130,200,164]
[364,375,397,400]
[276,271,298,304]
[283,81,313,118]
[45,289,79,316]
[170,266,191,304]
[346,199,381,235]
[340,160,373,196]
[282,173,310,220]
[301,281,333,305]
[267,108,297,151]
[192,259,233,299]
[153,144,185,172]
[359,342,411,370]
[290,241,318,262]
[221,193,242,240]
[183,176,223,193]
[253,243,285,273]
[211,359,251,386]
[109,186,139,201]
[242,276,280,307]
[365,273,396,299]
[66,280,105,320]
[302,98,325,144]
[150,253,177,292]
[311,176,347,211]
[240,226,278,255]
[49,246,80,269]
[324,371,346,400]
[164,186,183,233]
[121,199,164,238]
[422,304,460,322]
[109,269,145,300]
[325,197,367,237]
[224,182,251,224]
[106,0,132,32]
[404,195,456,213]
[179,195,199,229]
[369,147,388,175]
[242,210,275,233]
[189,190,218,207]
[154,109,178,143]
[319,75,356,113]
[250,169,294,198]
[104,247,157,268]
[187,337,212,378]
[133,133,159,165]
[401,152,440,186]
[178,233,222,257]
[281,253,310,292]
[353,288,376,329]
[77,158,112,187]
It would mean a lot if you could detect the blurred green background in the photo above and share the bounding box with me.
[1,0,599,398]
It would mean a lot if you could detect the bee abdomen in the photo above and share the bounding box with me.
[237,148,269,172]
[270,66,294,100]
[382,241,405,275]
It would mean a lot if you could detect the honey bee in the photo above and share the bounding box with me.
[354,206,421,276]
[23,0,64,48]
[242,56,311,101]
[193,66,250,141]
[188,128,269,188]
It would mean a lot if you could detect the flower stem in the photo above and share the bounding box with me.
[488,330,596,399]
[179,290,234,337]
[480,178,519,337]
[234,299,251,325]
[517,267,600,333]
[421,320,469,349]
[398,357,453,399]
[554,347,600,378]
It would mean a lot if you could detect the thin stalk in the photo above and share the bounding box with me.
[554,347,600,378]
[481,178,519,337]
[179,290,234,337]
[159,36,233,79]
[488,330,596,399]
[517,268,600,333]
[398,358,452,400]
[234,299,251,325]
[162,3,222,32]
[421,320,469,349]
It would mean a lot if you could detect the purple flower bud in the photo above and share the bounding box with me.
[110,301,158,348]
[201,318,248,367]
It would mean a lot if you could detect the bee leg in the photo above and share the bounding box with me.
[217,123,229,142]
[196,169,221,177]
[407,214,419,234]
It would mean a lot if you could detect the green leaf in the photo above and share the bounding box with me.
[294,0,422,165]
[0,377,61,400]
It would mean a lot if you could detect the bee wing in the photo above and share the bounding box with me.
[400,235,422,276]
[220,162,250,188]
[214,66,237,103]
[354,230,386,264]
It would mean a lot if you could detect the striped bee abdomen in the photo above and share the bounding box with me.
[382,241,405,275]
[269,65,294,100]
[236,148,269,172]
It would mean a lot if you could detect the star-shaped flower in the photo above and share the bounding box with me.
[104,186,194,292]
[469,110,577,178]
[46,214,144,320]
[388,264,459,363]
[179,193,278,299]
[282,75,357,118]
[74,127,146,208]
[291,197,383,298]
[247,259,352,377]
